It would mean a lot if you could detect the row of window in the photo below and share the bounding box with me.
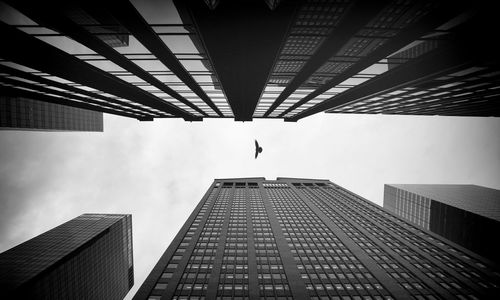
[267,186,389,298]
[318,185,491,296]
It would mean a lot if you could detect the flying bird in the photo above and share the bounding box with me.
[255,140,263,159]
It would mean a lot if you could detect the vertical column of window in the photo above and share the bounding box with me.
[405,191,411,221]
[246,185,259,300]
[398,189,404,217]
[414,195,420,227]
[423,197,431,230]
[171,186,231,300]
[415,195,422,227]
[322,186,497,298]
[402,191,408,221]
[423,198,430,230]
[249,186,292,299]
[201,184,234,299]
[275,183,406,299]
[126,215,133,287]
[407,192,412,223]
[119,215,133,288]
[395,188,400,216]
[415,194,425,227]
[403,192,408,220]
[217,186,249,299]
[410,193,417,224]
[300,186,453,299]
[259,183,309,299]
[147,184,219,300]
[408,193,414,225]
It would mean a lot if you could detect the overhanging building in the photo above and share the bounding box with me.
[134,178,500,300]
[384,184,500,265]
[0,213,134,299]
[0,0,498,122]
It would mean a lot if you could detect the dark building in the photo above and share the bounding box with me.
[0,96,103,131]
[134,178,500,300]
[0,214,134,299]
[386,40,441,71]
[1,1,498,122]
[384,184,500,265]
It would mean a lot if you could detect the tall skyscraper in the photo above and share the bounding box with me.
[0,214,134,299]
[1,96,103,131]
[134,178,500,300]
[384,184,500,264]
[1,0,498,122]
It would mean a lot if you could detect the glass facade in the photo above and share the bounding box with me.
[1,1,496,122]
[134,178,500,300]
[0,214,133,299]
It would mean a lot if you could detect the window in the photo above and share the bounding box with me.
[154,283,167,290]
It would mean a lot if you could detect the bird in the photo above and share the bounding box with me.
[255,140,263,159]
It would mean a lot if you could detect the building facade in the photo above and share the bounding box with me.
[0,96,103,131]
[0,0,498,122]
[384,184,500,264]
[134,178,500,300]
[0,214,134,299]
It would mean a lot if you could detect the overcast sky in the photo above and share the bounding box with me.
[1,113,500,298]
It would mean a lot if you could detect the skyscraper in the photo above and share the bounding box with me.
[1,0,498,122]
[384,184,500,264]
[1,96,103,131]
[134,178,500,300]
[0,213,134,299]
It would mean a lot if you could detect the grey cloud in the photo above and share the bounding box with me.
[1,114,500,299]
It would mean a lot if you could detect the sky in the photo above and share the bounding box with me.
[1,113,500,299]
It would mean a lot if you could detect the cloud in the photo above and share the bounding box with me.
[1,113,500,299]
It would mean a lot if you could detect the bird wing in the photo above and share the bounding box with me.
[255,140,259,149]
[255,148,258,159]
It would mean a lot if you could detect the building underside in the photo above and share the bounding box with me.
[1,0,499,122]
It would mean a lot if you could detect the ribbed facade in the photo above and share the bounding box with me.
[134,178,500,300]
[0,214,133,299]
[383,185,432,230]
